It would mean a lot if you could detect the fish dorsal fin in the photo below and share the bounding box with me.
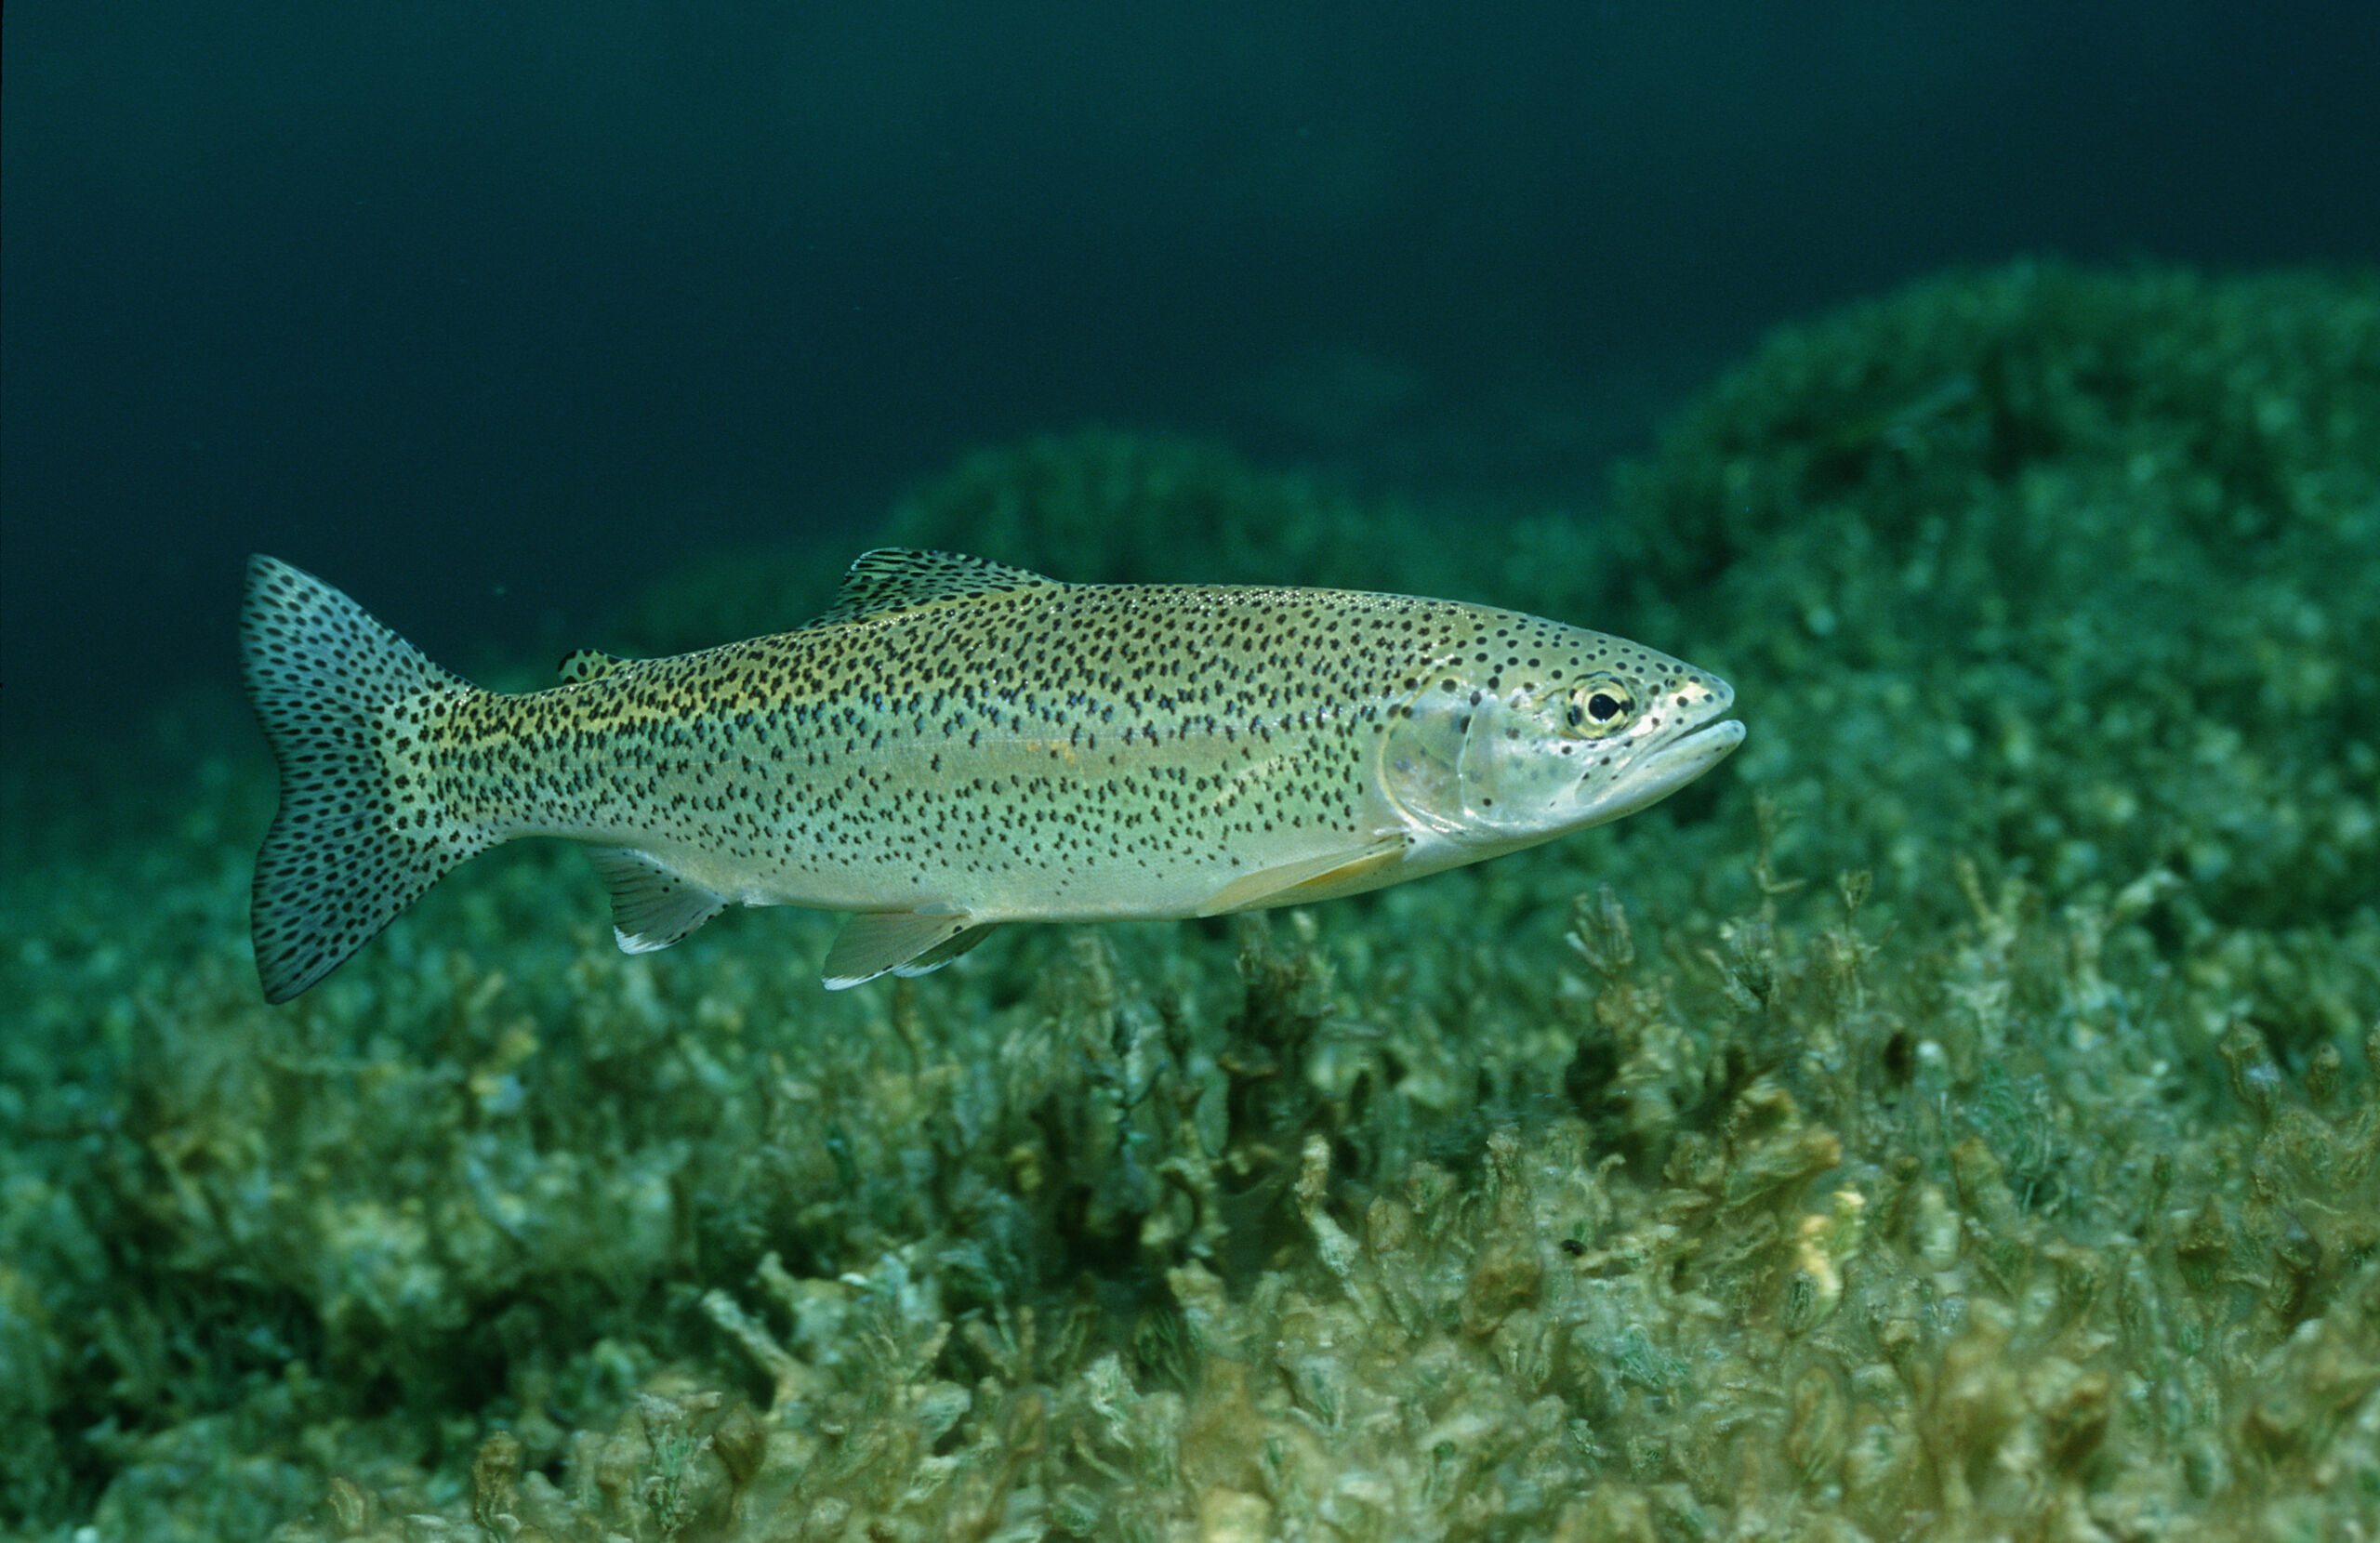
[815,549,1058,626]
[558,648,630,685]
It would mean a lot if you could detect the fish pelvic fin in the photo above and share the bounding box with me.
[240,555,493,1003]
[821,907,997,989]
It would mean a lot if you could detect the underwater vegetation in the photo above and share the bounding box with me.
[1,260,2375,1539]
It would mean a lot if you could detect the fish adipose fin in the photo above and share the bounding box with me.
[821,907,996,989]
[585,848,730,953]
[557,648,631,685]
[240,555,492,1004]
[1194,837,1407,917]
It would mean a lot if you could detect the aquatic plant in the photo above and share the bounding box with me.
[3,260,2374,1538]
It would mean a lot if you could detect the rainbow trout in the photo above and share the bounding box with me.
[241,550,1742,1000]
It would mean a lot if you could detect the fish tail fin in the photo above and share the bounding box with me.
[240,555,493,1003]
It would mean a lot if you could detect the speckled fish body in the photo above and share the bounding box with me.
[240,549,1743,1001]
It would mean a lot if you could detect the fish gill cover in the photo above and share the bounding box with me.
[0,262,2375,1539]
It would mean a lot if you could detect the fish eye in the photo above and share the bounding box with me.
[1563,679,1633,737]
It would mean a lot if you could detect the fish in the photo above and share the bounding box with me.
[239,548,1743,1001]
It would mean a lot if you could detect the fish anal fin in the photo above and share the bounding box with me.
[585,847,730,953]
[823,908,986,989]
[813,550,1058,626]
[1195,837,1408,917]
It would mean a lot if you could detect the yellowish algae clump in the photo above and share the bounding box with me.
[2,261,2376,1539]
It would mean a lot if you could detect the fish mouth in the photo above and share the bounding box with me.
[1659,715,1747,774]
[1576,715,1746,824]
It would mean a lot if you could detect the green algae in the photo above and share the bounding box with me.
[1614,262,2380,947]
[3,260,2376,1539]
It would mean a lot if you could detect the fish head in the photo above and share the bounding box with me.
[1378,631,1744,851]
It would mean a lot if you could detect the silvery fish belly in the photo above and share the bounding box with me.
[240,548,1744,1001]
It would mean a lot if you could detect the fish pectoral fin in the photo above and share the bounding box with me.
[822,908,989,989]
[585,847,730,954]
[1194,837,1408,917]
